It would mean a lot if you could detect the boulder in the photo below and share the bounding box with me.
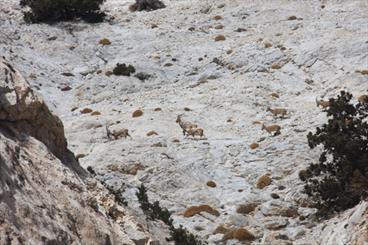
[0,58,83,174]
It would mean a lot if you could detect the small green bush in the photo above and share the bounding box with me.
[136,184,206,245]
[20,0,106,23]
[168,225,206,245]
[104,182,128,206]
[129,0,166,12]
[302,91,368,217]
[136,184,172,224]
[113,63,136,76]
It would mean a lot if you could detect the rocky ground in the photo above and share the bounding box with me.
[0,0,367,244]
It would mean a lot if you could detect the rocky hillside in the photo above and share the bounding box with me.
[0,0,367,244]
[0,58,171,244]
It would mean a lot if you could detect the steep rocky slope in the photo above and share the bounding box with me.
[0,0,367,244]
[0,58,169,244]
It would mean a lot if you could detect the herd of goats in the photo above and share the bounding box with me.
[103,94,368,141]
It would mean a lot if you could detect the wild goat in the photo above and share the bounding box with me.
[186,127,204,138]
[266,107,287,118]
[262,123,281,136]
[176,115,198,136]
[316,98,330,108]
[106,125,131,140]
[358,94,368,104]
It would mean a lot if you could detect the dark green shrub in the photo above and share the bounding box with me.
[302,91,368,217]
[129,0,166,12]
[113,63,136,76]
[167,225,206,245]
[103,182,128,206]
[20,0,106,23]
[136,184,150,212]
[136,184,173,225]
[136,184,206,245]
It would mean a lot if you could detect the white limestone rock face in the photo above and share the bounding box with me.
[0,0,367,244]
[0,58,68,160]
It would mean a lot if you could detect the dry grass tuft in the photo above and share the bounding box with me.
[223,228,255,241]
[99,38,111,45]
[80,108,93,114]
[271,63,282,69]
[132,109,143,118]
[206,181,217,188]
[256,175,272,189]
[264,42,272,48]
[236,203,258,214]
[249,143,259,149]
[213,15,223,20]
[183,205,220,217]
[91,111,101,116]
[147,130,158,136]
[215,35,226,41]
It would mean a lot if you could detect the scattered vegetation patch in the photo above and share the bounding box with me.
[264,42,272,48]
[147,130,158,136]
[136,184,206,245]
[249,143,259,149]
[235,27,247,32]
[80,108,93,114]
[86,166,96,175]
[358,94,368,103]
[213,15,223,20]
[103,182,128,207]
[99,38,111,45]
[256,175,272,189]
[213,225,230,235]
[271,63,282,69]
[136,184,172,224]
[113,63,136,76]
[61,72,74,77]
[215,35,226,41]
[91,111,101,116]
[132,109,143,118]
[287,15,297,20]
[134,72,152,81]
[20,0,106,23]
[129,0,166,12]
[270,193,280,199]
[223,228,256,242]
[206,181,217,188]
[105,70,113,76]
[301,91,368,217]
[236,203,258,214]
[183,205,220,217]
[60,85,72,91]
[168,225,206,245]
